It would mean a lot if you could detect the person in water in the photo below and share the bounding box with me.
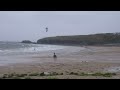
[53,52,57,58]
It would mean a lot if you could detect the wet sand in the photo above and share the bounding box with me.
[1,46,120,79]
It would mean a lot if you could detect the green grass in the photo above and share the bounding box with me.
[15,74,28,77]
[69,72,79,75]
[0,72,63,79]
[79,72,89,76]
[12,77,22,79]
[69,72,116,77]
[39,72,63,76]
[49,72,59,76]
[0,72,116,79]
[39,72,45,76]
[1,73,28,79]
[29,73,39,76]
[24,76,31,79]
[91,72,116,77]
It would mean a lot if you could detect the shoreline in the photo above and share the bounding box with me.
[1,45,120,79]
[36,43,120,47]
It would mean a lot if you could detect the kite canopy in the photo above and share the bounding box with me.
[46,27,48,32]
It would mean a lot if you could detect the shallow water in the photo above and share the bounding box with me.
[0,42,69,66]
[0,42,87,66]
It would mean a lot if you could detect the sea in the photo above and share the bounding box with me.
[0,41,66,66]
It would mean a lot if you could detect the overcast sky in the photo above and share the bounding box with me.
[0,11,120,42]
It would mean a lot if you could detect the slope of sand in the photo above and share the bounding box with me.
[0,46,120,79]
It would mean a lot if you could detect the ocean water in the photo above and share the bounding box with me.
[0,41,66,55]
[0,41,66,66]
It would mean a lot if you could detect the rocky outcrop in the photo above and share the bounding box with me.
[21,40,33,44]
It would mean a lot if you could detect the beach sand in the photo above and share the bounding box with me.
[1,46,120,79]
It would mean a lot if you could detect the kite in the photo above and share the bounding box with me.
[46,27,48,32]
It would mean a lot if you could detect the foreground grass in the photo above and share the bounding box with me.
[0,72,117,79]
[69,72,116,77]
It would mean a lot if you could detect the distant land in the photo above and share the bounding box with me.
[37,32,120,46]
[21,40,36,44]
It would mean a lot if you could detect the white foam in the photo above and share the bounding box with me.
[0,44,66,56]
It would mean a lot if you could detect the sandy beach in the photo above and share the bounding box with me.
[1,11,120,79]
[1,46,120,79]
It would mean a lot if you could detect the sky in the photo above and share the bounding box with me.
[0,11,120,42]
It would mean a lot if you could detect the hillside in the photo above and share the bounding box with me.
[37,33,120,45]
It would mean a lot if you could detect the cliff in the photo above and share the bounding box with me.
[37,33,120,45]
